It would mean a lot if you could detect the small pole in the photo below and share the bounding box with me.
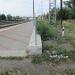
[62,26,64,37]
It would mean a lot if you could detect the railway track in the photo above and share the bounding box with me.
[0,21,29,28]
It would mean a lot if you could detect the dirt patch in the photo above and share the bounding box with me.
[58,43,74,51]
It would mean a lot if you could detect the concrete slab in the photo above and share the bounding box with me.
[28,26,42,55]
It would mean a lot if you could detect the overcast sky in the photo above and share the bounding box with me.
[0,0,68,17]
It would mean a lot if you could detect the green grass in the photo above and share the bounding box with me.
[64,23,75,32]
[63,21,75,48]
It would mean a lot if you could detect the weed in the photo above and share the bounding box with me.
[31,55,42,64]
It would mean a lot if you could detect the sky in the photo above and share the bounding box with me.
[0,0,68,17]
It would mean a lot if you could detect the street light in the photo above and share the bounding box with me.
[33,0,37,45]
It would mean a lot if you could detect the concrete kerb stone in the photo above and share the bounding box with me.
[28,26,42,55]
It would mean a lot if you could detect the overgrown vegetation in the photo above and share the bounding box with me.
[36,20,58,41]
[32,19,75,64]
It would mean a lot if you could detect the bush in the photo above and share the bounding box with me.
[37,20,58,40]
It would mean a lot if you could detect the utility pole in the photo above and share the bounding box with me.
[33,0,37,45]
[60,0,64,37]
[33,0,34,20]
[60,0,62,27]
[49,0,51,24]
[55,0,57,25]
[41,0,43,20]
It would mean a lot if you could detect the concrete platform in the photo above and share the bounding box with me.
[0,22,33,57]
[0,21,42,57]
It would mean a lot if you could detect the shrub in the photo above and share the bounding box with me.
[37,20,58,40]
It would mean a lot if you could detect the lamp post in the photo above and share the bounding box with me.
[33,0,37,45]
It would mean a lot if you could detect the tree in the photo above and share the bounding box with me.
[0,14,6,20]
[64,0,75,19]
[7,14,12,21]
[64,0,75,9]
[57,8,70,20]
